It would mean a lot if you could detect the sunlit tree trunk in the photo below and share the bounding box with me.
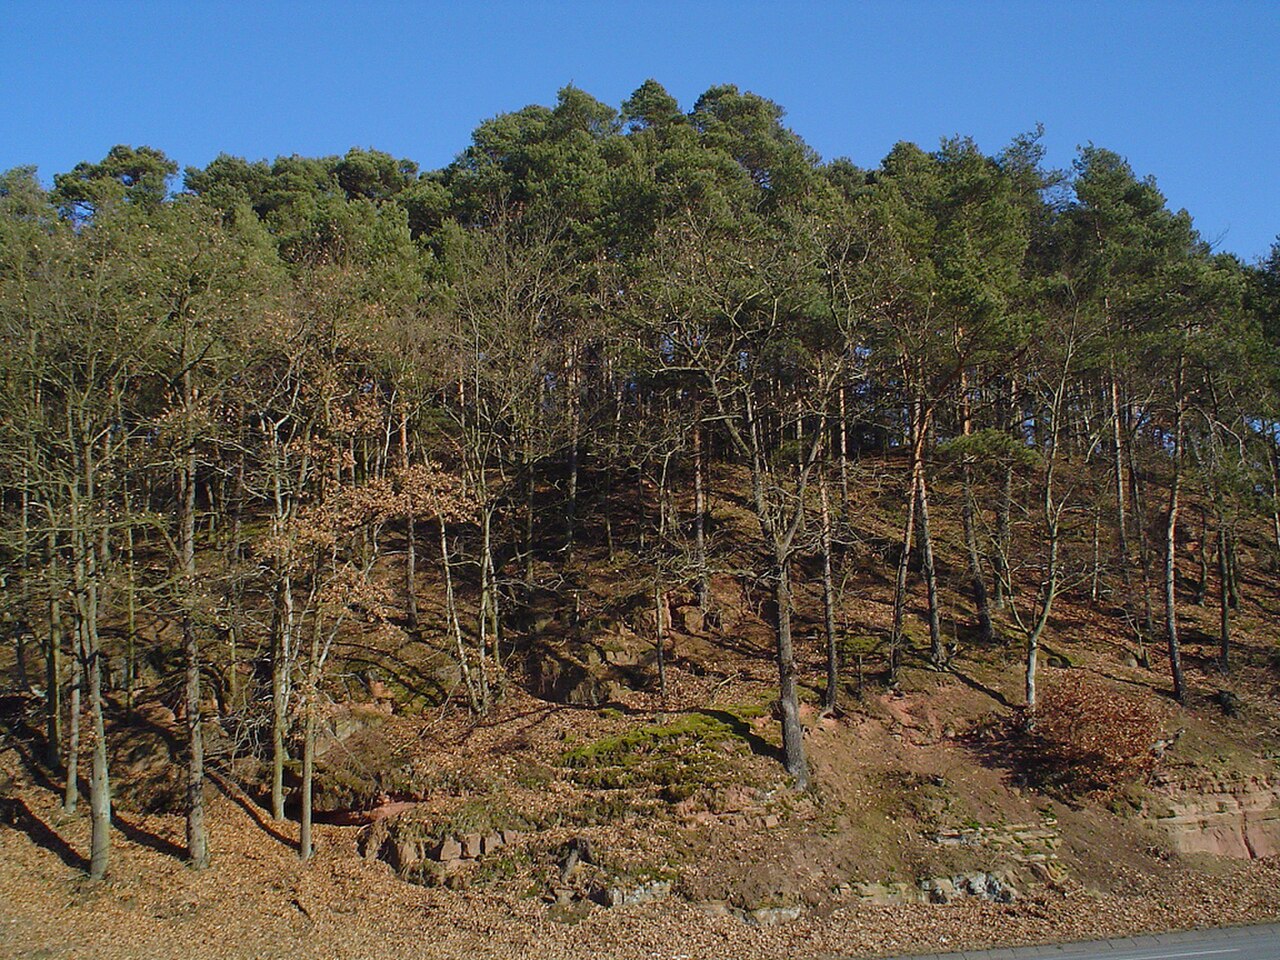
[1163,354,1187,704]
[180,363,210,869]
[693,422,710,612]
[819,474,839,713]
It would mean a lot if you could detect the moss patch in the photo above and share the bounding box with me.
[562,711,755,797]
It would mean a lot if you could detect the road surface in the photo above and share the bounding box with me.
[886,923,1280,960]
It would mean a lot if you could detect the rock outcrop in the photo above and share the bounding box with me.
[1153,774,1280,858]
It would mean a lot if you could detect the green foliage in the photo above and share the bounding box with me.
[4,82,1280,845]
[51,143,177,219]
[939,429,1041,470]
[621,79,682,131]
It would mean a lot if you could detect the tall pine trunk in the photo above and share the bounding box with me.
[63,612,81,815]
[959,383,992,643]
[993,378,1017,609]
[45,593,63,771]
[401,415,418,632]
[271,561,295,820]
[1163,356,1186,704]
[889,469,918,684]
[85,582,110,881]
[907,398,943,668]
[917,470,943,668]
[181,368,209,869]
[440,522,480,712]
[299,710,317,859]
[773,551,808,789]
[693,423,710,612]
[1129,434,1157,652]
[1218,523,1231,672]
[819,475,839,713]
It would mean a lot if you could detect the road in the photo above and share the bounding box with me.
[886,923,1280,960]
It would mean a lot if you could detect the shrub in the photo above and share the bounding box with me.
[1030,674,1167,795]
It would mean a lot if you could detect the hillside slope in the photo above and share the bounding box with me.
[3,459,1280,958]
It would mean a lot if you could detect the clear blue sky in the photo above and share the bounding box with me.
[3,1,1276,260]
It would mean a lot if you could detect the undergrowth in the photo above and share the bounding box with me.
[562,711,752,799]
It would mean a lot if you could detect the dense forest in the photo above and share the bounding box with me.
[3,80,1279,885]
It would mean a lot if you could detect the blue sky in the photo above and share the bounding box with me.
[3,1,1276,260]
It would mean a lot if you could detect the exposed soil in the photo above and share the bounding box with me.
[4,462,1280,958]
[4,712,1280,960]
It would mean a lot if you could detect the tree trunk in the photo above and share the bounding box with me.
[959,384,992,644]
[1110,371,1131,569]
[655,461,671,702]
[400,416,419,632]
[773,553,809,789]
[917,468,943,668]
[1024,480,1062,710]
[837,383,849,504]
[183,607,209,868]
[299,706,317,860]
[889,469,918,684]
[523,436,536,591]
[474,520,493,714]
[653,580,667,702]
[1269,431,1280,558]
[479,500,500,696]
[271,572,292,822]
[1218,523,1231,672]
[960,466,992,644]
[440,523,480,712]
[16,466,32,692]
[1225,528,1241,609]
[693,423,710,612]
[45,592,63,771]
[565,348,580,559]
[73,494,110,879]
[819,475,839,713]
[268,444,295,823]
[86,592,110,881]
[1164,358,1186,704]
[124,514,137,717]
[1129,435,1156,650]
[1193,507,1209,606]
[180,370,210,869]
[1090,507,1102,602]
[63,615,82,815]
[405,514,418,631]
[993,378,1018,610]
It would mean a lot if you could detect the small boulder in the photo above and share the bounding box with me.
[922,876,956,904]
[746,905,802,926]
[1214,689,1241,717]
[600,880,672,908]
[391,839,420,872]
[461,834,483,859]
[675,606,705,634]
[559,836,595,879]
[432,837,463,862]
[693,900,738,919]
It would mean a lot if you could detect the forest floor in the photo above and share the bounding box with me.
[4,711,1280,960]
[4,648,1280,960]
[5,462,1280,959]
